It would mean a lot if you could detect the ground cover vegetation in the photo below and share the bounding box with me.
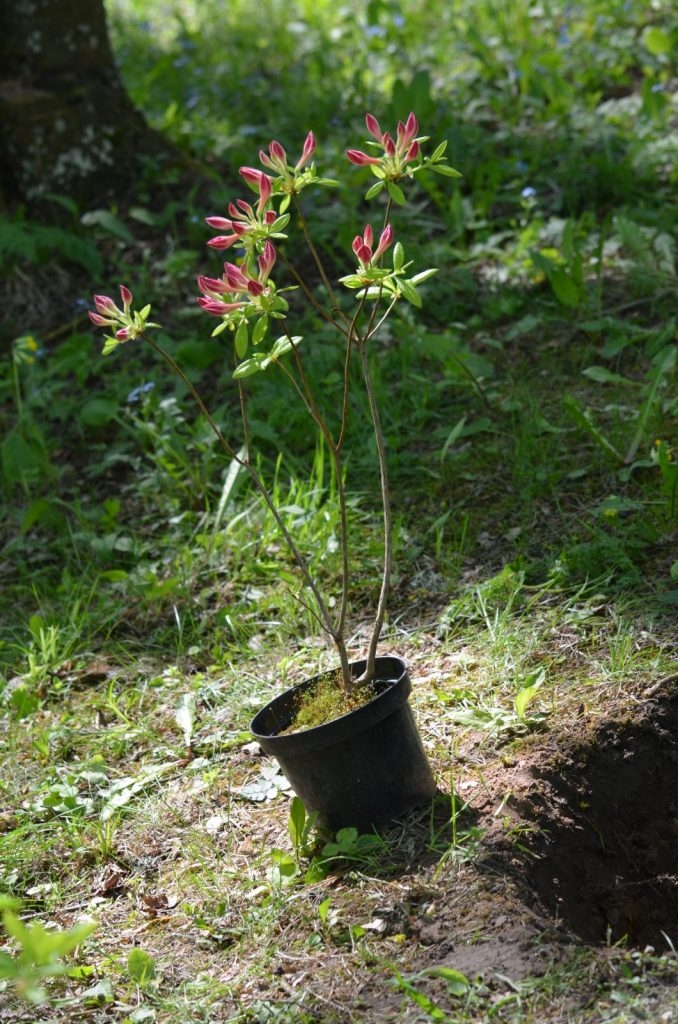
[1,0,677,1020]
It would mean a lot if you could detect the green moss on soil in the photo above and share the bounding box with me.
[282,674,376,733]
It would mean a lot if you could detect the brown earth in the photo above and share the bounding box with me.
[279,681,678,1022]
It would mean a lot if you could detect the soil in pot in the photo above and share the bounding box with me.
[279,671,378,734]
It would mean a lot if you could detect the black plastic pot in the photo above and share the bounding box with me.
[249,654,436,832]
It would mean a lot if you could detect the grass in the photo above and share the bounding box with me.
[2,0,678,1019]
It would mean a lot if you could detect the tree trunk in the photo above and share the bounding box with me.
[0,0,176,213]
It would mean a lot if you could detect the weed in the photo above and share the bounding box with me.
[0,895,96,1005]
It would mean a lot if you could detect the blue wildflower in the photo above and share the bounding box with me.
[127,382,155,404]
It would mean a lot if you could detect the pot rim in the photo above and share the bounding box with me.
[250,654,412,754]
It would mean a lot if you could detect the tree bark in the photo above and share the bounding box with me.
[0,0,177,213]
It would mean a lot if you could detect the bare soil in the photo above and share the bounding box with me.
[292,679,678,1022]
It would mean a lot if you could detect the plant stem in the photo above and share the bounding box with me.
[146,334,352,683]
[357,341,392,683]
[279,341,353,687]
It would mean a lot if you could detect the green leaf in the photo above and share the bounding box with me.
[428,966,470,996]
[393,971,449,1021]
[175,694,195,747]
[304,859,328,883]
[270,334,300,359]
[252,315,269,346]
[101,336,119,355]
[82,978,114,1006]
[3,912,96,963]
[0,895,22,912]
[409,267,438,286]
[397,278,421,307]
[582,366,631,385]
[431,163,462,178]
[21,499,64,534]
[440,416,467,463]
[288,796,306,850]
[235,320,249,359]
[0,950,21,979]
[515,668,545,721]
[643,26,671,55]
[270,214,290,233]
[129,206,159,227]
[429,140,448,161]
[127,948,156,987]
[317,897,332,926]
[339,274,366,289]
[232,357,263,378]
[550,269,580,307]
[9,686,40,720]
[393,241,405,273]
[385,180,407,206]
[365,181,385,200]
[81,209,135,244]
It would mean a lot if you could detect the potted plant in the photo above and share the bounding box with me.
[89,112,460,830]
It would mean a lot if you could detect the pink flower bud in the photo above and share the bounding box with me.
[363,224,373,248]
[205,216,234,230]
[247,280,264,296]
[119,285,133,310]
[257,172,272,209]
[406,140,421,162]
[240,166,268,192]
[89,311,115,327]
[259,149,276,170]
[94,294,118,315]
[383,133,396,156]
[197,297,246,316]
[404,111,418,142]
[197,275,231,296]
[224,264,249,290]
[258,240,276,281]
[373,224,394,261]
[295,131,316,171]
[264,210,277,225]
[269,140,287,165]
[207,234,240,250]
[346,149,382,166]
[365,113,382,141]
[399,113,419,151]
[352,235,372,264]
[116,327,131,341]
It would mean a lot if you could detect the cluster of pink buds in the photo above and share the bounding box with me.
[197,242,277,318]
[89,286,158,352]
[205,168,279,252]
[352,224,394,271]
[347,112,421,180]
[91,112,455,360]
[259,131,316,188]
